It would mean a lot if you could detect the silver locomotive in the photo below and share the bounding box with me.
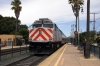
[29,18,67,54]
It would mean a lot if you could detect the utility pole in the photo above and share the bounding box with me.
[85,0,90,58]
[90,13,98,41]
[77,8,80,50]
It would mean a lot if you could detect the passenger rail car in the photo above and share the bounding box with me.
[29,18,67,54]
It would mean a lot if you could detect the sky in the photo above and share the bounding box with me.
[0,0,100,37]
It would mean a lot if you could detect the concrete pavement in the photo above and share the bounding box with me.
[38,44,100,66]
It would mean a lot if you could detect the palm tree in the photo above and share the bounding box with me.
[11,0,22,20]
[11,0,22,45]
[68,0,84,46]
[68,0,84,17]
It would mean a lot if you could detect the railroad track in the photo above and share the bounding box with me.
[1,47,29,56]
[6,55,47,66]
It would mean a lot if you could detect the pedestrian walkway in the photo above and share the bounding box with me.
[38,44,100,66]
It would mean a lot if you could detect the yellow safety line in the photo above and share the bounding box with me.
[37,44,67,66]
[54,44,67,66]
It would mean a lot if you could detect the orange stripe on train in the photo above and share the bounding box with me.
[29,29,34,33]
[34,34,47,40]
[41,28,52,39]
[30,28,40,38]
[29,29,34,38]
[48,29,53,34]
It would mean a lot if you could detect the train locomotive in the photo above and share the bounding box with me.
[29,18,67,54]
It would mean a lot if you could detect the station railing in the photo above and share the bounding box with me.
[90,45,100,59]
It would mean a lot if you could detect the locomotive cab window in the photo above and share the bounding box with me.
[43,24,53,28]
[33,24,42,28]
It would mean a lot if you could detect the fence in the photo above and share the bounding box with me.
[90,45,100,59]
[0,41,29,61]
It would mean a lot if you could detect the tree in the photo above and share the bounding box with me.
[0,15,3,19]
[18,25,29,41]
[96,36,100,46]
[79,31,95,44]
[68,0,84,17]
[11,0,22,45]
[0,15,20,34]
[11,0,22,20]
[68,0,84,46]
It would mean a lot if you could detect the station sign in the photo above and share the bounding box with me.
[74,31,78,35]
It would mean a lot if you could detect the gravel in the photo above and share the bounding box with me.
[0,50,32,66]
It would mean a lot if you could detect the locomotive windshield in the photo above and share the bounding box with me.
[43,24,53,28]
[33,24,42,28]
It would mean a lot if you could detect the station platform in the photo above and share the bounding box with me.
[38,44,100,66]
[1,45,29,50]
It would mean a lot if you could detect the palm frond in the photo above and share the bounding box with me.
[11,7,15,10]
[68,0,73,4]
[18,6,22,11]
[11,0,21,6]
[69,0,84,6]
[11,0,22,19]
[11,1,14,5]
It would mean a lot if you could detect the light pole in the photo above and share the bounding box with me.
[72,24,75,44]
[70,0,84,47]
[71,3,78,46]
[77,6,84,50]
[74,6,83,49]
[73,10,78,46]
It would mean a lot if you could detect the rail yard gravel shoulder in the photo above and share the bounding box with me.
[0,51,31,66]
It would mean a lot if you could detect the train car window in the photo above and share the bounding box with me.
[43,24,53,28]
[33,24,42,28]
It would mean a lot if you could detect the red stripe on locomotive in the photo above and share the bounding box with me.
[41,28,52,40]
[48,29,53,34]
[29,29,34,33]
[30,28,40,38]
[29,29,34,38]
[34,34,47,40]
